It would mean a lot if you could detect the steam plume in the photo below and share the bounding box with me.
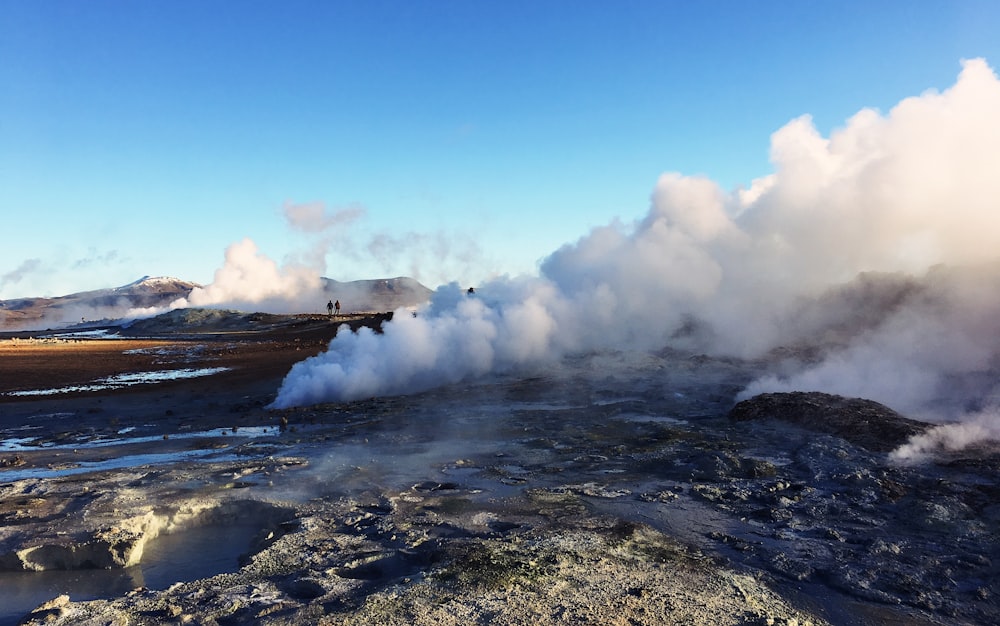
[170,238,324,313]
[273,59,1000,459]
[890,409,1000,463]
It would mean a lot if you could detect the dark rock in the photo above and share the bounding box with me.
[689,453,739,482]
[282,575,327,599]
[729,391,931,452]
[739,457,778,478]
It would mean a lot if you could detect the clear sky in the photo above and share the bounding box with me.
[2,0,998,299]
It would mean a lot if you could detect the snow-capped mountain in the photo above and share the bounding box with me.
[112,276,202,297]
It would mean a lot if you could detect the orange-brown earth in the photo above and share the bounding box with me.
[0,314,390,467]
[0,315,365,396]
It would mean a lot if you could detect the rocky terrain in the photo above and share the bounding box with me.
[0,314,997,625]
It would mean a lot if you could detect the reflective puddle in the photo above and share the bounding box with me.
[3,367,231,396]
[1,426,279,451]
[0,426,285,481]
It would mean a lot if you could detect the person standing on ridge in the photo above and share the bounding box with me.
[334,300,341,316]
[327,300,334,317]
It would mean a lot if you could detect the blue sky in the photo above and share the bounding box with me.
[2,0,998,299]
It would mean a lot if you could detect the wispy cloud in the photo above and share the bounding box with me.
[282,201,366,233]
[71,248,123,270]
[0,258,43,289]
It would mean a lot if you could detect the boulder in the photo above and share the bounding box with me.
[729,391,930,452]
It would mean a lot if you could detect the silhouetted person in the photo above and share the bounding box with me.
[334,300,341,316]
[327,300,334,317]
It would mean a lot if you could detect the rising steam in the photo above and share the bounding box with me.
[273,60,1000,456]
[164,199,493,316]
[169,237,324,313]
[167,203,365,313]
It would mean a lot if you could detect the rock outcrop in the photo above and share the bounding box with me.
[728,391,930,452]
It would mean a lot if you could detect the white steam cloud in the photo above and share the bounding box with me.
[890,409,1000,464]
[167,203,366,313]
[170,238,325,313]
[272,58,1000,460]
[164,200,494,316]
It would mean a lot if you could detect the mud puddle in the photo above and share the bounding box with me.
[0,522,265,626]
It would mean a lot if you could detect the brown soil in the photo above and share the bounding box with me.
[0,318,343,396]
[0,314,388,463]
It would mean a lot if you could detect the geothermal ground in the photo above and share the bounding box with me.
[0,312,997,625]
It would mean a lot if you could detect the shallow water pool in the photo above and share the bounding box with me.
[0,522,265,626]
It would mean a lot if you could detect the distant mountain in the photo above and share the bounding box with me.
[113,276,203,299]
[0,275,433,331]
[0,276,199,330]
